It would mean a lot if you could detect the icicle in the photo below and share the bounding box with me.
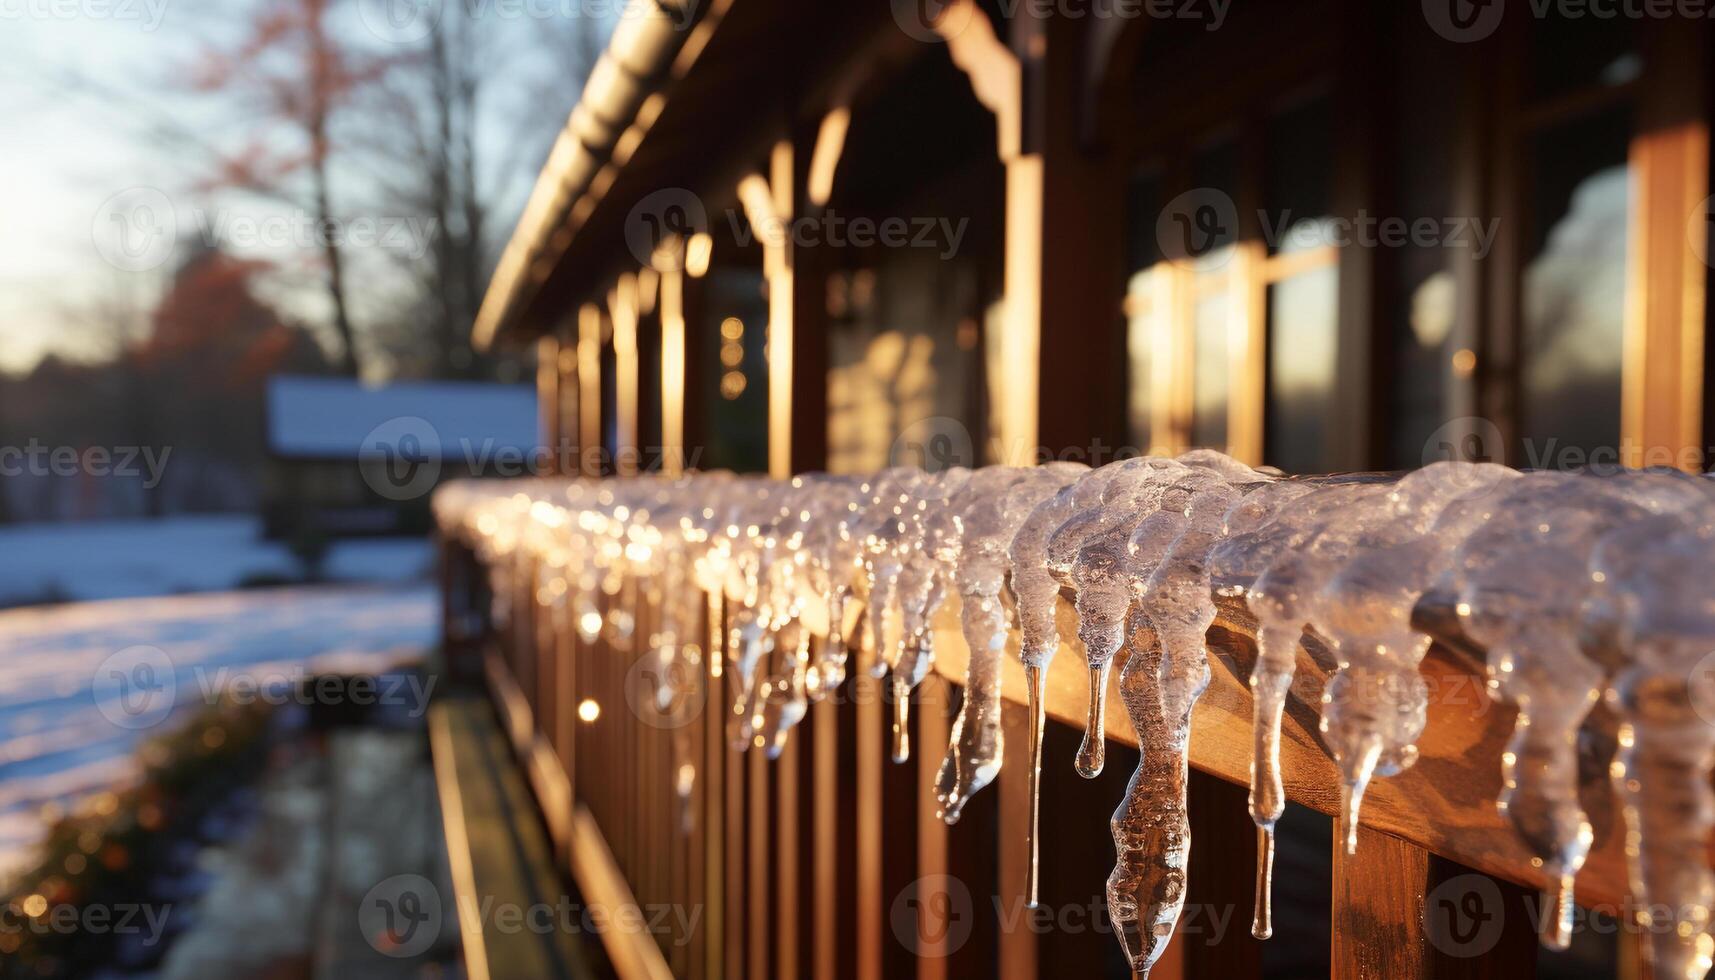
[1040,463,1138,778]
[1106,618,1192,976]
[857,470,920,679]
[1104,476,1234,974]
[888,470,970,762]
[999,466,1088,903]
[811,479,867,697]
[935,590,1007,823]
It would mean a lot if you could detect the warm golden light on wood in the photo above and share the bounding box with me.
[807,106,851,208]
[660,264,687,477]
[577,303,602,476]
[609,274,641,474]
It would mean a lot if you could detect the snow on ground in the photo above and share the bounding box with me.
[0,515,432,606]
[0,584,439,885]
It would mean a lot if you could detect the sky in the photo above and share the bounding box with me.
[0,0,610,376]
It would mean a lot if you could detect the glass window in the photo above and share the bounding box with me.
[1264,97,1335,257]
[1124,173,1163,452]
[1528,14,1638,104]
[1260,95,1339,472]
[1383,26,1461,469]
[1518,105,1630,468]
[1188,141,1238,451]
[1265,265,1339,474]
[1191,288,1230,449]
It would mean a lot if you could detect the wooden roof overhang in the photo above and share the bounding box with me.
[472,0,917,351]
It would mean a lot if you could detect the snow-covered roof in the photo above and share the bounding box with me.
[266,375,539,460]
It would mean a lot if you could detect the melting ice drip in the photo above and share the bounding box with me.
[1000,463,1089,903]
[437,458,1715,979]
[929,466,1048,823]
[890,468,971,763]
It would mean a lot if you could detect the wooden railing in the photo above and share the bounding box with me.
[438,534,1659,979]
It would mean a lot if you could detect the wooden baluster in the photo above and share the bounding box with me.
[915,674,952,977]
[722,600,746,980]
[702,589,729,980]
[855,627,885,980]
[1333,823,1536,979]
[811,644,840,980]
[997,700,1039,980]
[777,733,800,980]
[748,748,771,979]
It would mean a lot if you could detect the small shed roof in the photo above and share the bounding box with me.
[266,375,539,461]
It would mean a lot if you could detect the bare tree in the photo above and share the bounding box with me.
[187,0,400,377]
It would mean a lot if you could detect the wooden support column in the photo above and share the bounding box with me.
[1330,0,1384,471]
[577,304,603,477]
[659,258,688,477]
[702,592,728,980]
[556,321,579,476]
[936,0,1037,464]
[536,335,561,473]
[1624,19,1708,470]
[609,274,641,475]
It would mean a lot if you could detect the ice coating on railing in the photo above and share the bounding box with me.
[927,467,1033,821]
[1446,473,1634,946]
[859,469,924,680]
[890,468,971,762]
[435,457,1715,979]
[1055,457,1187,778]
[1587,497,1715,980]
[806,476,867,696]
[1314,463,1518,857]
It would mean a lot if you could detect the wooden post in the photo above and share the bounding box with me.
[1623,19,1708,471]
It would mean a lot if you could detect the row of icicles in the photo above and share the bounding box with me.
[434,452,1715,979]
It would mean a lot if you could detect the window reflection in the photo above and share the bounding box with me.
[1519,106,1630,466]
[1266,264,1339,475]
[1191,282,1230,449]
[1260,97,1338,472]
[1125,266,1164,453]
[1124,173,1163,452]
